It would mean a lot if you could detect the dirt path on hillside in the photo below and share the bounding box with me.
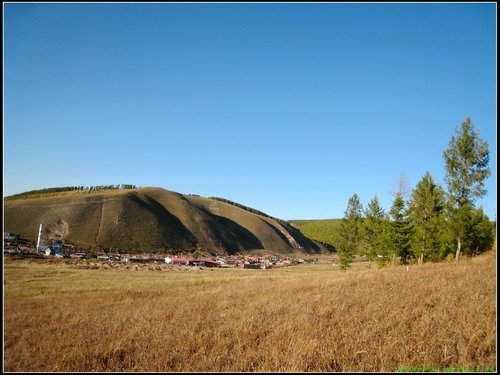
[94,200,105,247]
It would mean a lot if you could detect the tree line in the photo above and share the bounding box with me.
[336,117,495,270]
[5,184,137,200]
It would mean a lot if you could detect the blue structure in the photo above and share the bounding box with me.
[45,240,67,257]
[50,247,66,257]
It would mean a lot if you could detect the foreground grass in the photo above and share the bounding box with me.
[3,252,496,372]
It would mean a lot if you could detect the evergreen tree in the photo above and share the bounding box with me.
[443,117,491,260]
[336,193,364,270]
[363,195,386,269]
[388,193,413,265]
[408,172,446,263]
[462,206,495,256]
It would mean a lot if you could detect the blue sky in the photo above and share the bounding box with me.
[3,2,497,220]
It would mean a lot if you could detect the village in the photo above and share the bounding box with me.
[3,231,314,270]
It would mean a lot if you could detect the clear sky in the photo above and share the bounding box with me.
[3,2,497,220]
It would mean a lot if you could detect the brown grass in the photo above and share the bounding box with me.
[3,252,496,372]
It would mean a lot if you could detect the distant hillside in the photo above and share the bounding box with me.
[4,187,331,256]
[289,219,342,248]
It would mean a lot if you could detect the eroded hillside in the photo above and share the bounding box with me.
[4,187,330,255]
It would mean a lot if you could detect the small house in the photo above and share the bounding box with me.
[244,263,266,270]
[172,257,192,265]
[190,259,220,268]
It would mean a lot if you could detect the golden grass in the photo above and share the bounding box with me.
[3,252,496,372]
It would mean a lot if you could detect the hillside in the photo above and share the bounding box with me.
[3,187,330,256]
[289,219,342,247]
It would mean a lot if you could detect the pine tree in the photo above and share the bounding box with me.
[443,117,491,261]
[388,193,413,265]
[408,172,446,263]
[363,195,386,269]
[336,193,364,270]
[462,207,495,256]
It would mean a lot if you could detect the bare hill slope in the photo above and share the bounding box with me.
[4,187,329,255]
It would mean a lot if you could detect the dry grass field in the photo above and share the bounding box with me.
[3,252,496,372]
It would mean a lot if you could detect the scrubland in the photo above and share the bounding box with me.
[3,252,496,372]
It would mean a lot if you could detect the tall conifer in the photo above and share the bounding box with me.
[443,117,491,260]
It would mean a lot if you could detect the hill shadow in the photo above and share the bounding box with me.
[128,193,198,246]
[196,207,264,253]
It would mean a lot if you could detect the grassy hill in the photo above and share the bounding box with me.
[289,219,342,248]
[4,187,330,256]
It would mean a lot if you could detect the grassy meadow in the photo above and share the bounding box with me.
[3,252,496,372]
